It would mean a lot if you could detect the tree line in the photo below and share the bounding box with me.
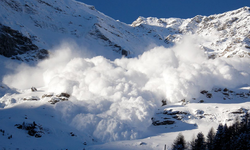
[171,112,250,150]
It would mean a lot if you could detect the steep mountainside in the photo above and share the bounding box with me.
[1,1,250,150]
[0,23,49,61]
[0,0,166,60]
[1,0,250,61]
[132,6,250,58]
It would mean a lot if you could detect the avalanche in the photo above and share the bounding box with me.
[1,0,250,149]
[1,35,250,148]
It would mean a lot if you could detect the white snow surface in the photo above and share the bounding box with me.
[1,0,250,59]
[1,36,250,149]
[0,0,250,149]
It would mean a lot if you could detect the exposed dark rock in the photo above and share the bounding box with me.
[57,92,70,98]
[23,96,40,101]
[88,5,95,10]
[36,49,49,59]
[223,88,229,92]
[162,99,167,106]
[31,87,37,92]
[44,93,70,104]
[42,93,54,98]
[172,116,182,120]
[0,24,38,57]
[200,90,208,94]
[164,34,176,44]
[0,129,5,136]
[196,110,204,115]
[245,45,250,49]
[48,98,60,104]
[231,108,247,114]
[70,132,76,137]
[208,54,216,59]
[163,110,188,115]
[206,93,212,98]
[213,88,222,92]
[152,120,175,126]
[48,97,68,104]
[222,93,229,96]
[15,121,43,138]
[0,24,49,61]
[162,109,191,122]
[139,142,147,145]
[163,117,171,119]
[121,50,128,56]
[199,100,204,103]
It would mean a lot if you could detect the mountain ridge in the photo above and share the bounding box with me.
[1,1,250,149]
[1,0,250,61]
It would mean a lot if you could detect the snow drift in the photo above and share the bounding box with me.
[2,35,250,142]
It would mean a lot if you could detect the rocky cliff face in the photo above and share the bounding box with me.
[0,23,48,61]
[0,0,250,61]
[0,0,134,61]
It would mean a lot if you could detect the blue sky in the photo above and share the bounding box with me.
[77,0,250,24]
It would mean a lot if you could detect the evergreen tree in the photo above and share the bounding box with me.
[233,133,250,150]
[171,113,250,150]
[232,116,241,136]
[213,123,224,150]
[192,132,206,150]
[189,136,196,150]
[207,127,215,150]
[172,133,187,150]
[221,124,231,150]
[246,112,250,131]
[242,112,250,132]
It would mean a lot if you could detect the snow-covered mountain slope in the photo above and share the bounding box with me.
[0,0,166,60]
[1,0,250,61]
[1,0,250,149]
[0,23,49,62]
[132,6,250,58]
[0,0,128,60]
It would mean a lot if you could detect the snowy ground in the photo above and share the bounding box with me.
[1,85,249,150]
[1,0,250,149]
[1,40,250,149]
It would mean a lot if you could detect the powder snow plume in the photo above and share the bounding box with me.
[2,35,250,142]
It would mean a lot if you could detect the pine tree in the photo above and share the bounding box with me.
[232,116,241,136]
[242,112,250,132]
[189,136,196,150]
[172,133,187,150]
[221,124,231,150]
[233,133,250,150]
[246,112,250,131]
[213,123,224,150]
[191,132,206,150]
[206,127,215,150]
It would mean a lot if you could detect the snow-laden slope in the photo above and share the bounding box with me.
[2,0,250,61]
[132,6,250,58]
[0,0,168,60]
[1,38,250,149]
[1,0,250,149]
[0,0,127,59]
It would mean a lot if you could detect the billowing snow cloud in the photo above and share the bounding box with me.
[2,35,250,142]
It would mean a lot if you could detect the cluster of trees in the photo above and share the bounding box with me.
[171,113,250,150]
